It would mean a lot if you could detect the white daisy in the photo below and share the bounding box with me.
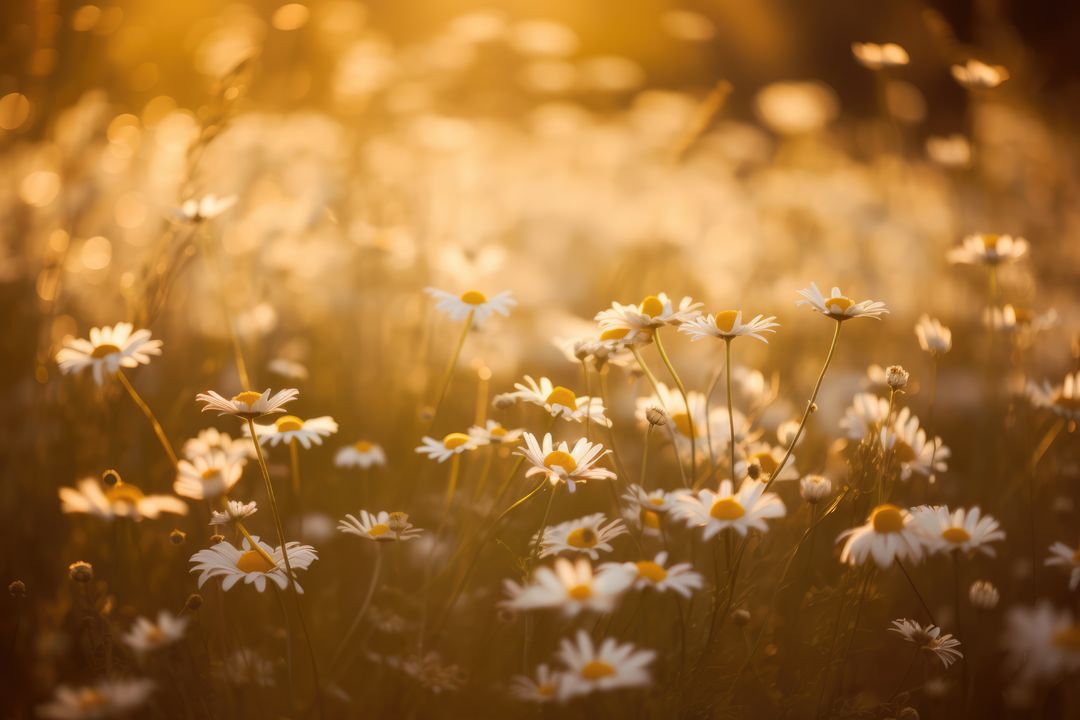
[608,551,704,598]
[59,477,187,521]
[189,535,317,593]
[555,630,656,700]
[951,59,1009,89]
[221,649,275,686]
[415,433,478,463]
[915,315,952,356]
[123,610,189,656]
[838,504,925,567]
[196,388,299,420]
[620,484,683,537]
[507,376,611,426]
[517,432,616,492]
[679,310,779,343]
[880,408,950,480]
[635,383,751,464]
[674,479,786,540]
[1027,371,1080,421]
[335,440,387,469]
[595,293,703,335]
[947,232,1027,265]
[1045,542,1080,590]
[209,499,258,526]
[796,283,889,321]
[338,510,424,542]
[182,427,253,463]
[467,420,524,446]
[173,451,244,501]
[246,415,339,449]
[1003,603,1080,687]
[510,664,561,703]
[425,287,516,324]
[985,305,1057,335]
[56,323,163,386]
[889,619,963,668]
[502,557,635,616]
[851,41,909,70]
[176,193,236,222]
[735,442,799,483]
[910,506,1005,557]
[538,513,628,559]
[38,679,155,720]
[839,392,892,441]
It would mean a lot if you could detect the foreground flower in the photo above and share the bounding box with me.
[507,376,611,425]
[196,388,299,419]
[247,414,339,449]
[173,451,244,501]
[595,293,703,335]
[1026,371,1080,422]
[555,630,656,699]
[951,59,1009,89]
[675,479,786,540]
[210,499,258,526]
[851,41,909,69]
[606,551,704,598]
[510,664,561,703]
[889,619,963,668]
[56,323,163,385]
[335,440,386,469]
[182,427,253,463]
[796,283,888,321]
[190,536,317,593]
[502,557,635,616]
[947,233,1027,265]
[60,477,187,521]
[838,504,924,567]
[915,315,952,356]
[1003,603,1080,686]
[468,420,524,446]
[123,611,189,656]
[517,433,616,492]
[678,310,779,343]
[415,433,478,463]
[911,506,1004,557]
[1046,542,1080,590]
[538,513,628,559]
[38,679,155,719]
[425,287,516,323]
[338,510,423,542]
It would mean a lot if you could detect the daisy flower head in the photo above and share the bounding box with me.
[555,630,656,700]
[182,427,253,463]
[735,442,799,483]
[910,506,1005,557]
[880,408,950,481]
[1003,602,1080,688]
[985,305,1057,337]
[56,323,163,385]
[611,551,704,598]
[196,388,299,420]
[838,504,925,567]
[796,283,888,321]
[210,499,258,526]
[800,474,833,504]
[679,310,779,343]
[415,433,477,463]
[173,451,244,501]
[338,510,423,542]
[674,479,786,540]
[38,679,155,720]
[335,440,386,469]
[222,649,275,687]
[176,193,237,223]
[915,315,952,356]
[1026,371,1080,422]
[889,619,963,668]
[502,557,635,616]
[123,610,189,656]
[517,432,616,492]
[621,484,682,537]
[1046,542,1080,590]
[425,287,516,324]
[510,664,561,703]
[508,376,611,426]
[468,420,524,446]
[60,477,188,521]
[246,414,338,449]
[538,513,628,559]
[839,392,892,441]
[851,41,909,70]
[951,59,1009,89]
[947,232,1027,265]
[595,293,703,336]
[190,535,317,593]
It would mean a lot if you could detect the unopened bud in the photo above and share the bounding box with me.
[746,462,762,481]
[969,580,1000,609]
[388,512,410,533]
[492,393,516,410]
[184,593,204,611]
[102,469,121,487]
[9,580,27,598]
[645,406,667,427]
[69,561,94,583]
[210,533,225,544]
[169,529,187,545]
[800,474,833,504]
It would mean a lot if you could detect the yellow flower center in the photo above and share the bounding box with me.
[545,386,578,409]
[90,343,122,359]
[710,497,745,521]
[543,450,578,474]
[567,527,598,548]
[567,584,592,600]
[641,510,661,529]
[232,390,263,405]
[669,411,694,437]
[489,424,508,438]
[600,327,630,341]
[1072,548,1080,563]
[145,626,166,644]
[870,504,905,534]
[537,682,556,697]
[459,290,487,305]
[714,310,740,334]
[639,295,665,317]
[105,482,145,505]
[236,549,276,574]
[354,440,373,452]
[750,451,778,476]
[825,296,855,315]
[76,690,107,710]
[368,523,390,537]
[1052,625,1080,651]
[648,497,665,506]
[200,468,222,481]
[980,234,1000,250]
[580,660,616,680]
[442,433,471,449]
[635,560,668,583]
[275,415,304,432]
[942,527,971,544]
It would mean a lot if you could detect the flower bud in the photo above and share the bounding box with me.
[169,529,187,545]
[886,364,910,391]
[8,580,27,598]
[969,580,1000,609]
[645,406,667,427]
[800,474,833,504]
[69,561,94,583]
[184,593,204,611]
[733,609,751,626]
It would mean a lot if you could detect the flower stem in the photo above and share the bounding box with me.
[117,370,178,467]
[896,558,937,625]
[654,330,697,485]
[289,438,302,499]
[328,546,382,677]
[443,453,462,514]
[724,338,736,481]
[430,309,474,424]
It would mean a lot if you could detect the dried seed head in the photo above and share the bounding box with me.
[8,580,27,598]
[102,469,122,487]
[169,529,187,545]
[210,533,225,544]
[886,364,910,390]
[69,561,94,583]
[645,406,667,427]
[387,512,410,533]
[969,579,1000,609]
[800,474,833,504]
[184,593,204,611]
[746,461,762,481]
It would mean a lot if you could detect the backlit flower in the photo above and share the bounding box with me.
[196,388,299,420]
[502,557,635,616]
[60,477,187,521]
[517,432,616,492]
[910,506,1004,557]
[796,283,888,321]
[507,376,611,426]
[915,315,952,356]
[679,310,779,343]
[425,287,516,324]
[1046,542,1080,590]
[947,233,1027,265]
[415,433,478,463]
[189,535,317,593]
[674,479,786,539]
[173,451,244,501]
[595,293,703,335]
[555,630,655,699]
[123,611,188,656]
[247,415,339,449]
[889,618,963,668]
[951,59,1009,89]
[38,679,155,719]
[335,440,387,469]
[851,42,910,70]
[338,510,423,542]
[838,504,925,567]
[56,323,163,385]
[538,513,628,559]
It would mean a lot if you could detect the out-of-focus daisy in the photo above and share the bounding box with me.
[621,484,682,537]
[839,392,891,441]
[507,376,611,426]
[1003,603,1080,686]
[221,649,275,686]
[267,357,310,382]
[425,287,516,324]
[1027,371,1080,421]
[986,305,1058,335]
[335,440,387,469]
[182,427,253,463]
[674,479,786,540]
[951,59,1009,89]
[467,420,524,446]
[517,433,616,492]
[796,283,889,321]
[56,323,163,385]
[196,388,299,420]
[915,315,952,356]
[880,408,950,480]
[190,536,317,593]
[123,610,188,656]
[595,293,703,335]
[947,233,1027,265]
[735,442,798,483]
[415,433,478,463]
[1046,542,1080,590]
[538,513,628,559]
[851,42,909,70]
[246,415,339,449]
[60,477,187,521]
[800,474,833,504]
[838,504,925,567]
[173,451,244,501]
[510,664,561,703]
[38,679,155,720]
[555,630,655,699]
[502,557,634,616]
[176,193,236,222]
[679,310,779,344]
[397,651,466,694]
[926,134,972,168]
[209,499,258,526]
[911,506,1004,557]
[554,334,634,368]
[338,510,423,542]
[608,551,704,597]
[889,619,963,668]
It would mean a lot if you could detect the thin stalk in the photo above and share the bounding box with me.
[654,331,697,485]
[725,338,736,481]
[289,438,302,499]
[443,453,462,514]
[328,547,382,676]
[896,558,937,625]
[116,371,178,467]
[581,358,592,442]
[196,228,251,388]
[430,310,474,424]
[640,424,653,488]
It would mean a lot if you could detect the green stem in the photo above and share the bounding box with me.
[725,338,736,481]
[117,370,178,467]
[654,331,697,485]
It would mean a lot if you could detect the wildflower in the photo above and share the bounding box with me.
[335,440,387,469]
[338,510,424,542]
[246,414,339,448]
[56,323,163,385]
[1027,371,1080,421]
[969,580,1000,609]
[182,428,253,463]
[645,406,666,426]
[951,59,1009,89]
[735,443,799,483]
[986,305,1057,335]
[209,499,258,526]
[398,651,466,694]
[517,433,616,492]
[196,388,299,420]
[425,287,516,324]
[880,408,950,480]
[555,630,655,699]
[947,233,1027,265]
[839,392,891,440]
[838,504,925,567]
[510,664,561,703]
[502,557,634,616]
[1045,542,1080,590]
[915,315,952,356]
[800,474,833,504]
[674,479,786,540]
[173,451,244,501]
[415,433,478,463]
[176,193,236,222]
[606,551,704,597]
[467,420,524,446]
[889,619,963,668]
[796,283,888,321]
[595,293,703,335]
[678,310,779,343]
[222,649,275,686]
[189,536,317,593]
[851,41,910,69]
[68,561,94,583]
[620,485,681,537]
[506,376,611,425]
[1003,603,1080,686]
[910,506,1005,557]
[123,611,188,656]
[538,513,628,560]
[38,679,155,719]
[60,477,187,521]
[886,365,910,391]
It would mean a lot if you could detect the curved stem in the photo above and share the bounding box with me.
[328,547,382,676]
[117,371,178,467]
[654,331,697,485]
[896,558,937,625]
[430,310,474,424]
[725,338,736,482]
